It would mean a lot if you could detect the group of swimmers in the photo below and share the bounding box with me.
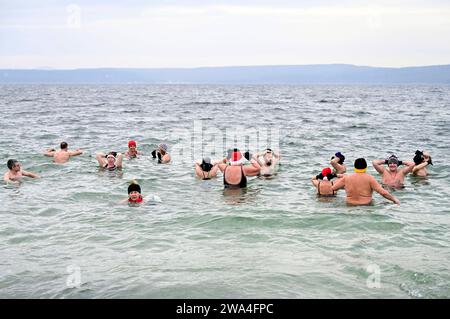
[3,140,432,206]
[311,151,433,205]
[3,140,170,204]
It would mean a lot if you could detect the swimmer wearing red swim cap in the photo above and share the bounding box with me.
[125,140,140,158]
[311,167,342,197]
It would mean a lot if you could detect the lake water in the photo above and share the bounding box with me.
[0,84,449,298]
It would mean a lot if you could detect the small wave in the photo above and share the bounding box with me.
[183,101,234,106]
[317,99,338,103]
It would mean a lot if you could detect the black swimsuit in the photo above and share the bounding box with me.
[104,164,116,171]
[224,165,247,188]
[202,171,212,180]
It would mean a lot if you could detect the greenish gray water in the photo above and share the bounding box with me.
[0,84,449,298]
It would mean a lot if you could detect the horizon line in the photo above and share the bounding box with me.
[2,63,450,71]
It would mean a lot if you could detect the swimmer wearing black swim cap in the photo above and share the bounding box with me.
[330,151,347,174]
[194,157,219,180]
[412,150,433,177]
[120,181,146,205]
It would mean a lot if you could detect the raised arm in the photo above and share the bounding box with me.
[331,176,345,191]
[401,161,415,175]
[160,154,171,164]
[43,149,56,157]
[244,165,261,177]
[370,176,400,204]
[372,159,386,175]
[311,176,319,188]
[96,152,107,167]
[69,148,83,157]
[330,157,345,173]
[273,152,281,164]
[22,170,40,179]
[218,158,229,173]
[412,161,429,174]
[210,163,219,175]
[115,153,124,168]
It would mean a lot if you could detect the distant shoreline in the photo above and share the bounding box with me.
[1,64,450,84]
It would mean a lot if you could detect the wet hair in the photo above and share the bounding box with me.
[60,142,68,149]
[128,182,141,194]
[413,150,424,165]
[7,159,18,170]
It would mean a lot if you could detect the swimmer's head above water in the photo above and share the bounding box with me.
[128,140,137,149]
[385,154,402,171]
[263,149,274,166]
[106,152,117,166]
[316,167,336,180]
[7,159,20,171]
[200,157,213,172]
[331,152,345,164]
[60,142,68,150]
[354,158,367,173]
[227,148,244,166]
[128,181,142,203]
[414,150,432,166]
[158,143,168,155]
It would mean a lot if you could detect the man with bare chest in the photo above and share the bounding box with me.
[372,154,415,188]
[3,159,40,184]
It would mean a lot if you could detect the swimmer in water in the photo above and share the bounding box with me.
[252,148,280,176]
[218,149,261,188]
[96,151,123,170]
[311,167,343,197]
[412,150,433,177]
[124,140,141,158]
[332,158,400,205]
[151,143,171,164]
[44,141,83,164]
[372,154,415,188]
[3,159,40,184]
[195,157,219,180]
[120,181,147,205]
[330,151,346,174]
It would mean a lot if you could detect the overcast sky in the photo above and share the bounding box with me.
[1,0,450,69]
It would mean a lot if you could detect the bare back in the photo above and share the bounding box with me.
[317,180,335,196]
[53,150,71,164]
[224,165,245,185]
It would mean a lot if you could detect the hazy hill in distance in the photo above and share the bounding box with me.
[1,64,450,84]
